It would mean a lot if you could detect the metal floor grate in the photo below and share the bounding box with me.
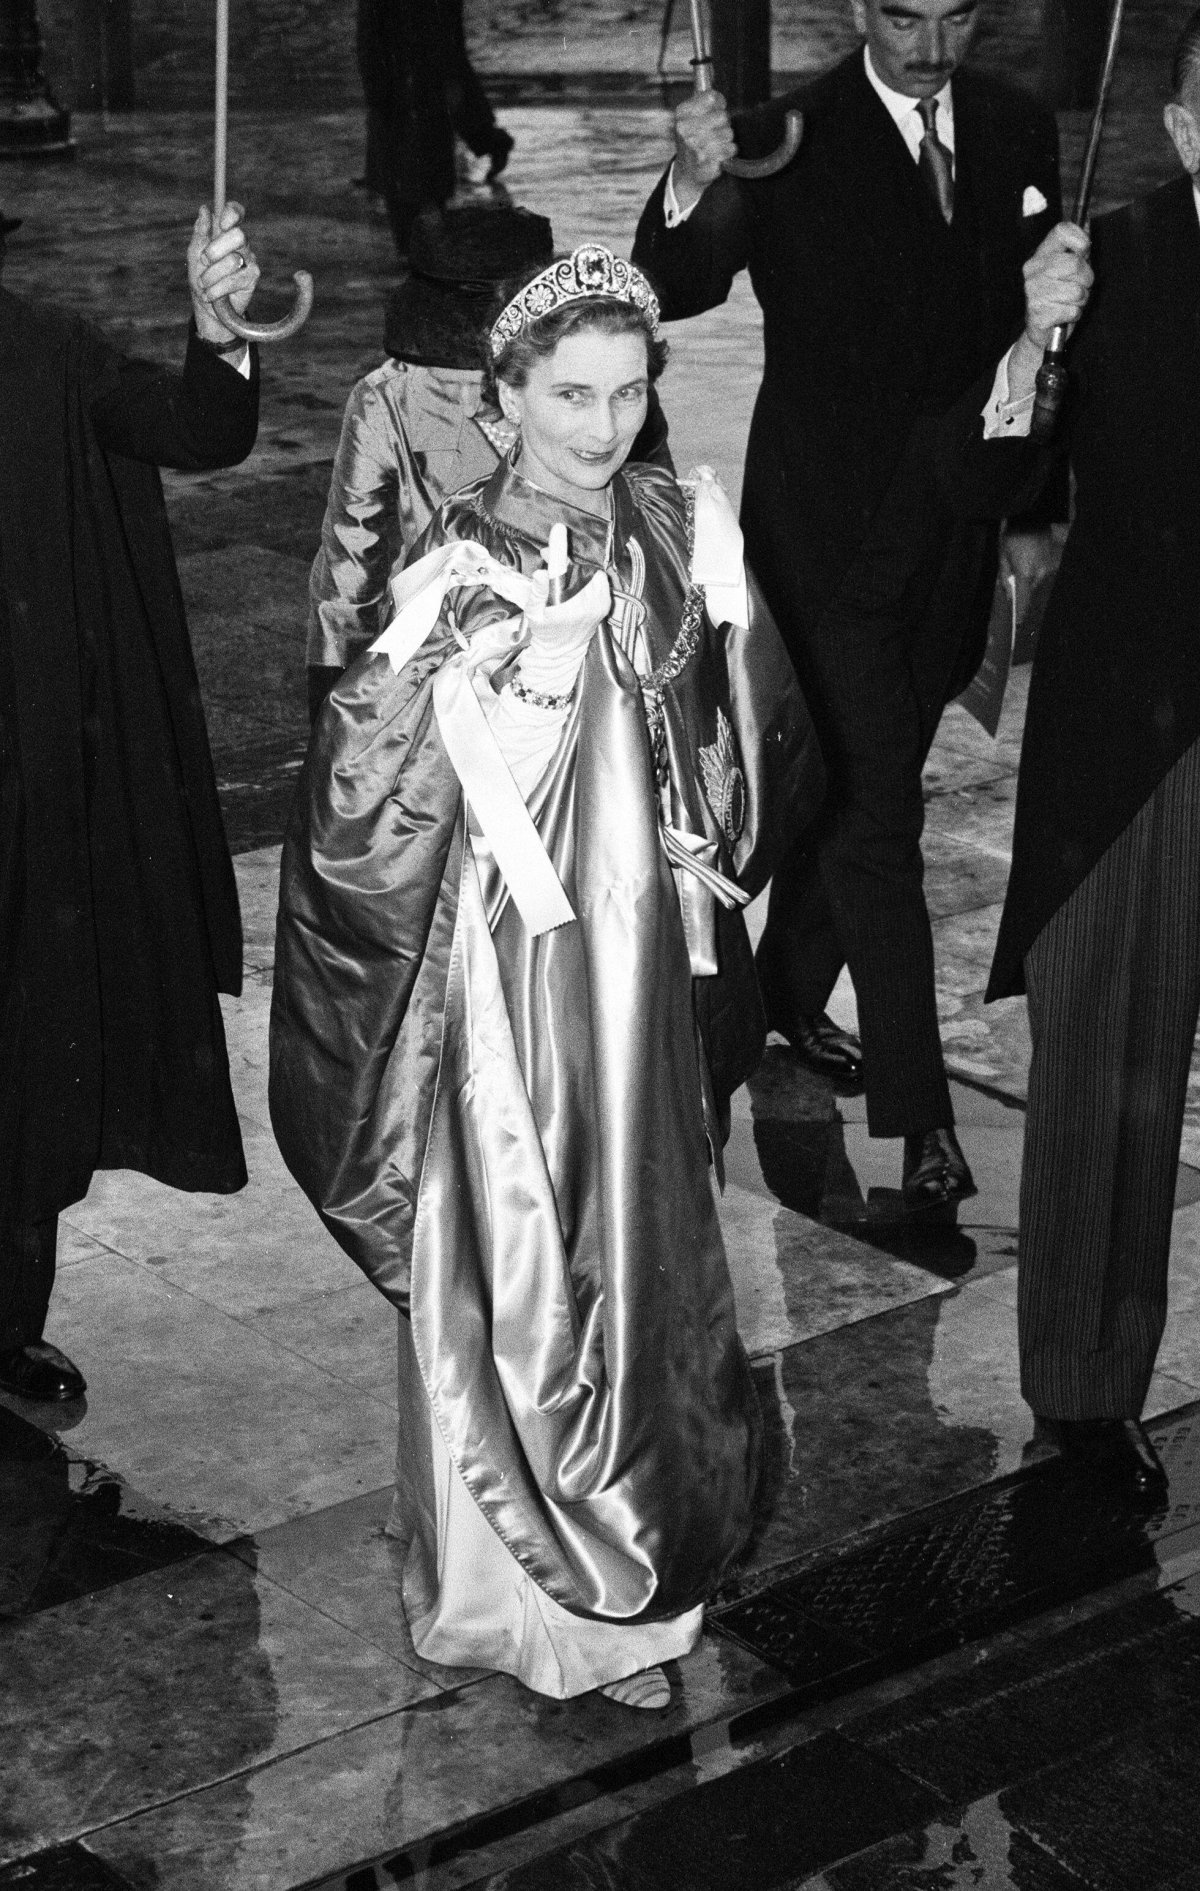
[709,1402,1200,1688]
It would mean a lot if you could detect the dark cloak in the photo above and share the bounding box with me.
[0,293,258,1228]
[937,176,1200,998]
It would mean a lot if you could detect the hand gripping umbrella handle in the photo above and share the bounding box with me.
[209,272,315,345]
[211,0,313,343]
[1030,0,1125,441]
[687,0,802,181]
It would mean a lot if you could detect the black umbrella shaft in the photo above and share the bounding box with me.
[1031,0,1126,442]
[1073,0,1127,223]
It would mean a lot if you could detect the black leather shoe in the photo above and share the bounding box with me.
[774,1010,864,1082]
[902,1126,977,1205]
[0,1341,86,1402]
[1045,1417,1168,1501]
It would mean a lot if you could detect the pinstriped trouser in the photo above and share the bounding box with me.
[1019,736,1200,1419]
[0,1216,58,1352]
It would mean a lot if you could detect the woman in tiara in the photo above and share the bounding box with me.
[270,246,822,1708]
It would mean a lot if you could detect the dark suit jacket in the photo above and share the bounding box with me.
[939,174,1200,999]
[632,50,1062,656]
[0,298,257,1223]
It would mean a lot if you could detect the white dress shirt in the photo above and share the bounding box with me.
[664,44,954,225]
[981,181,1200,439]
[862,45,954,169]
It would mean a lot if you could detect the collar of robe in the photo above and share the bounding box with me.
[482,451,630,572]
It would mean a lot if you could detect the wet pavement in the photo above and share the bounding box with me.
[6,7,1200,1887]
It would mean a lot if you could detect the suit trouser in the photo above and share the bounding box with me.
[756,429,985,1139]
[1019,736,1200,1419]
[0,1215,58,1352]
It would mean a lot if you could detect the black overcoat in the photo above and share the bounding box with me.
[632,51,1063,657]
[938,175,1200,998]
[0,293,258,1226]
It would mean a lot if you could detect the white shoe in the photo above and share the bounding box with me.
[598,1665,671,1710]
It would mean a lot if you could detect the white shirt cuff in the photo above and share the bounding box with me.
[663,163,701,228]
[981,345,1034,440]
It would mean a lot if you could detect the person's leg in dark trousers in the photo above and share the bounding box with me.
[0,1216,58,1354]
[361,0,456,259]
[765,603,953,1140]
[0,1214,83,1400]
[439,0,512,174]
[757,428,987,1154]
[1020,737,1200,1422]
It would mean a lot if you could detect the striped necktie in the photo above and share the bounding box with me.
[916,96,954,224]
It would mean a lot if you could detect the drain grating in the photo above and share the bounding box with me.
[708,1402,1200,1689]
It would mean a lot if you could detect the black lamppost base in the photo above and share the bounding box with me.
[0,0,74,160]
[0,93,74,158]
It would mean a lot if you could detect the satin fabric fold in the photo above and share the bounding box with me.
[271,456,824,1630]
[306,364,503,671]
[410,626,758,1618]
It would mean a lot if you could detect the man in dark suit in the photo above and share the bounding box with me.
[0,206,260,1402]
[633,0,1062,1203]
[356,0,513,256]
[939,11,1200,1500]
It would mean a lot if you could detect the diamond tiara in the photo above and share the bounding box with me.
[488,244,661,360]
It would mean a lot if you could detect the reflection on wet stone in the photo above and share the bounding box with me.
[739,1296,1003,1575]
[853,1588,1200,1810]
[0,1406,208,1619]
[3,1548,280,1879]
[457,1733,941,1891]
[818,1807,1090,1890]
[847,1206,981,1284]
[0,1844,139,1890]
[741,1052,1021,1283]
[752,1116,841,1221]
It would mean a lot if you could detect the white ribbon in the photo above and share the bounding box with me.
[370,540,535,674]
[433,662,576,937]
[662,826,750,911]
[685,464,750,633]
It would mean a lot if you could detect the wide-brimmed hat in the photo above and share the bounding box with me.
[384,202,554,369]
[0,212,22,238]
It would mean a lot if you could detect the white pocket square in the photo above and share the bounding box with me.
[1023,185,1049,217]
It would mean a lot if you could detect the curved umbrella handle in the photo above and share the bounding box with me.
[210,270,314,343]
[722,107,803,179]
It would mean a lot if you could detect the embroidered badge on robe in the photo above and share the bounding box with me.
[699,708,746,848]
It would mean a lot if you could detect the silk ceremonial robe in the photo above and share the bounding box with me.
[270,456,822,1662]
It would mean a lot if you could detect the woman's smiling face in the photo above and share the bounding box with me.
[498,325,650,510]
